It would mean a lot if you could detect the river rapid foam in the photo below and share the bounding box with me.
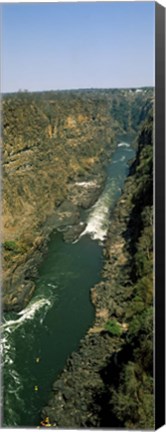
[79,180,116,241]
[1,292,56,426]
[77,142,134,242]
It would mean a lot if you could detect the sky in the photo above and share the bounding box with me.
[2,2,155,92]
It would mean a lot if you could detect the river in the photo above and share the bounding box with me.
[1,141,135,427]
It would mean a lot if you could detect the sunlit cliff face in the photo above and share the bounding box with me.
[2,93,113,245]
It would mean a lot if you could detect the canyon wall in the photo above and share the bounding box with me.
[2,88,153,312]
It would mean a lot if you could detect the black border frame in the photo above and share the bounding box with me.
[155,2,165,429]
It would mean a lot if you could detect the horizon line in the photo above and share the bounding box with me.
[2,85,154,95]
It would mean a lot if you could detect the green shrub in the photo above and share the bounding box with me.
[3,240,20,253]
[3,240,17,251]
[104,319,122,336]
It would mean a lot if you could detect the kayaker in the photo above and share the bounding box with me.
[40,417,51,427]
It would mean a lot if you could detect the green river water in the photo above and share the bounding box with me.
[2,142,135,427]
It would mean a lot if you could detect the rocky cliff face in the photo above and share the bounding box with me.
[2,91,115,310]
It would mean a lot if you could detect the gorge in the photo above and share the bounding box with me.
[2,88,154,428]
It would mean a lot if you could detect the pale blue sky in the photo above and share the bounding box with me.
[2,2,155,92]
